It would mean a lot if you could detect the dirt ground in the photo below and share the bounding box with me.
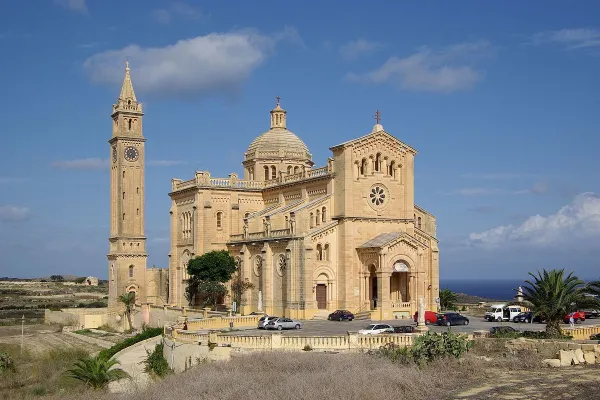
[0,324,105,354]
[454,365,600,399]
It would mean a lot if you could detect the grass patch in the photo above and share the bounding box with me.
[0,343,90,399]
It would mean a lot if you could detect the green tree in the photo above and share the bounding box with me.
[187,250,237,282]
[67,355,130,390]
[118,292,136,331]
[520,269,594,336]
[186,251,237,308]
[439,288,457,311]
[50,275,64,281]
[231,273,255,312]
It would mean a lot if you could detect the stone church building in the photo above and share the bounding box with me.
[107,64,440,321]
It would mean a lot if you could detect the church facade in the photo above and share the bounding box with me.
[108,65,440,321]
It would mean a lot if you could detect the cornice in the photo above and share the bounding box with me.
[108,136,147,144]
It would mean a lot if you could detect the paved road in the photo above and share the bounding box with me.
[226,314,600,337]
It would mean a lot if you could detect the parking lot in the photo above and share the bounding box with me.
[227,314,600,337]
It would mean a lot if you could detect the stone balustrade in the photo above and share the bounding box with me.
[391,302,412,309]
[562,324,600,340]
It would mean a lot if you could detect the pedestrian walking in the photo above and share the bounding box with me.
[569,313,575,327]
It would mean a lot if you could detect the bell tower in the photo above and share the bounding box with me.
[107,62,147,312]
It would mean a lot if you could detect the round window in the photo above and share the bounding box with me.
[368,184,389,210]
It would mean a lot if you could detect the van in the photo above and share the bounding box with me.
[484,304,522,322]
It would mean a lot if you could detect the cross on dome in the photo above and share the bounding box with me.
[372,109,384,133]
[374,110,381,124]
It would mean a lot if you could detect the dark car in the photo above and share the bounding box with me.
[392,325,416,333]
[436,312,469,326]
[490,326,518,335]
[584,309,600,319]
[512,311,541,323]
[328,310,354,321]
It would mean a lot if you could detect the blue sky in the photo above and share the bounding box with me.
[1,0,599,281]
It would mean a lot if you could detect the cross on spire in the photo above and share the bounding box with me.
[374,110,381,124]
[125,59,129,71]
[276,95,281,106]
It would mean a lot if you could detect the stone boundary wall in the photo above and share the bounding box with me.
[45,308,108,329]
[473,324,600,341]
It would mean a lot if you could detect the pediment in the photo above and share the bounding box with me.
[358,232,427,252]
[330,129,417,158]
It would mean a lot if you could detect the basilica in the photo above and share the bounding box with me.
[107,64,440,321]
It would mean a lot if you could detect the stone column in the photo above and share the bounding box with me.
[262,243,273,315]
[377,272,391,320]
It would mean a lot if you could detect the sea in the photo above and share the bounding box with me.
[440,279,525,301]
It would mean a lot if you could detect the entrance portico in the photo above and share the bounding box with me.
[357,232,438,320]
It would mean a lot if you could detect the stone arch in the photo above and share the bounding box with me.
[181,250,192,281]
[313,265,336,281]
[387,253,417,273]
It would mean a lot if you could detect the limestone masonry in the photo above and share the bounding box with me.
[107,64,440,320]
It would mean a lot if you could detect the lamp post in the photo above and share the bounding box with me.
[21,314,25,354]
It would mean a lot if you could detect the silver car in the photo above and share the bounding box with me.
[258,316,279,329]
[265,317,303,330]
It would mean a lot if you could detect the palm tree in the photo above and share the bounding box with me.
[520,269,593,336]
[67,355,130,390]
[118,292,136,331]
[439,288,457,311]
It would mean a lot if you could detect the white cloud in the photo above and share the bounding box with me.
[83,27,301,100]
[346,40,489,93]
[153,2,205,24]
[0,206,30,222]
[467,192,600,248]
[531,28,600,49]
[450,181,548,196]
[52,158,108,170]
[55,0,88,14]
[339,39,383,59]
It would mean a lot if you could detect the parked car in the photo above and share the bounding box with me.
[265,317,303,330]
[358,324,393,335]
[563,311,586,324]
[436,312,469,326]
[413,310,438,325]
[512,311,541,323]
[584,309,600,319]
[490,326,518,335]
[392,325,416,334]
[328,310,354,321]
[484,304,523,322]
[258,316,279,329]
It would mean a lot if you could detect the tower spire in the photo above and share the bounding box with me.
[270,96,287,129]
[119,60,137,102]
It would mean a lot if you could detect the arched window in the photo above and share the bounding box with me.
[264,166,269,180]
[128,119,132,130]
[389,161,396,177]
[324,244,330,261]
[136,208,139,215]
[321,207,326,223]
[310,212,314,228]
[417,216,422,229]
[287,166,293,174]
[285,216,289,228]
[375,153,381,172]
[122,213,125,221]
[316,244,323,261]
[271,166,277,180]
[123,170,125,178]
[216,212,223,228]
[294,166,299,174]
[360,158,367,176]
[244,212,251,219]
[316,209,321,226]
[129,265,134,278]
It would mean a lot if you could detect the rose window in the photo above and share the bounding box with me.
[370,186,386,206]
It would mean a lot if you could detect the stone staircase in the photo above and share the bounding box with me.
[311,310,331,320]
[353,310,372,321]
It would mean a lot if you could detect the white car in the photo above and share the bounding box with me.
[358,323,393,335]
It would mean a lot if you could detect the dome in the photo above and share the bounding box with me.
[245,127,311,160]
[244,101,312,162]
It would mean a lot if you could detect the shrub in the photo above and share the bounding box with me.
[143,343,171,379]
[370,343,411,365]
[97,327,163,361]
[0,351,15,374]
[410,331,472,365]
[302,344,313,351]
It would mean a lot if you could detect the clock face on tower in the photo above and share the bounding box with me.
[124,146,139,162]
[112,146,117,163]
